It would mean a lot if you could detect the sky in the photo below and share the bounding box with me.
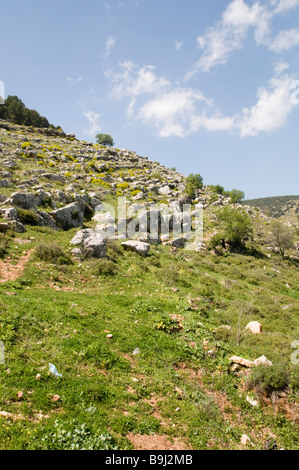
[1,0,299,199]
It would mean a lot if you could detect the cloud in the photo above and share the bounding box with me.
[187,0,271,76]
[270,28,299,51]
[137,88,209,137]
[274,0,299,13]
[187,0,299,76]
[83,111,101,137]
[67,76,83,83]
[108,61,296,139]
[102,36,116,58]
[175,41,183,51]
[237,73,295,136]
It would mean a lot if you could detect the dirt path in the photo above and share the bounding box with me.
[0,249,33,283]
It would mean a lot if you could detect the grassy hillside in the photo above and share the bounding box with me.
[243,195,299,221]
[0,120,298,450]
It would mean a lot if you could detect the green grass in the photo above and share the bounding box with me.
[0,224,298,450]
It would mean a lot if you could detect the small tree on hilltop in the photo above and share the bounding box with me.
[96,133,114,147]
[185,173,204,199]
[228,188,245,204]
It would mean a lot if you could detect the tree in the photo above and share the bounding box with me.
[0,95,51,128]
[96,133,114,147]
[266,220,294,258]
[210,206,253,253]
[228,188,245,204]
[185,173,204,199]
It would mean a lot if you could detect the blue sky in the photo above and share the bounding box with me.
[1,0,299,199]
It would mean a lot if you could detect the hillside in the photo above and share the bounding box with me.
[0,118,298,451]
[243,195,299,222]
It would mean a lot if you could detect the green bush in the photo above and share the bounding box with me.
[185,173,204,199]
[248,363,289,396]
[0,233,9,258]
[17,208,40,226]
[90,259,118,276]
[35,243,73,265]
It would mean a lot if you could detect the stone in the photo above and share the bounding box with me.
[50,202,85,230]
[0,207,19,221]
[82,232,107,259]
[241,434,251,446]
[158,185,171,196]
[245,321,262,335]
[253,355,273,367]
[229,355,255,368]
[121,240,150,257]
[8,192,37,210]
[70,229,94,245]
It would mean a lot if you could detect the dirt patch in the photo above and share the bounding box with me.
[127,432,190,450]
[0,250,33,283]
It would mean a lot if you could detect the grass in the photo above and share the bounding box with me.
[0,224,298,450]
[0,122,298,450]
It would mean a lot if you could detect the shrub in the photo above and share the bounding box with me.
[17,208,40,226]
[35,243,73,265]
[185,173,204,199]
[247,363,289,396]
[0,233,9,258]
[90,259,118,276]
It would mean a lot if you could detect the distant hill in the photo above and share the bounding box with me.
[244,195,299,220]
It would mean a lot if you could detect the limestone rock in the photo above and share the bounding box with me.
[229,356,255,368]
[245,321,262,335]
[50,202,84,230]
[121,240,150,257]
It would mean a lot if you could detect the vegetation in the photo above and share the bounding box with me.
[209,206,253,252]
[185,173,204,199]
[0,116,298,450]
[266,220,294,258]
[243,195,299,219]
[0,96,58,129]
[95,134,114,147]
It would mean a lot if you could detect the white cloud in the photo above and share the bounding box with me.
[270,28,299,51]
[109,61,170,98]
[67,76,83,83]
[102,36,116,58]
[175,41,183,51]
[237,74,294,136]
[108,61,296,138]
[83,111,101,136]
[138,88,208,137]
[187,0,299,76]
[187,0,271,75]
[274,0,299,13]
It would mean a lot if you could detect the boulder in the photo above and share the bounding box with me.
[70,229,107,259]
[253,355,273,367]
[50,202,85,230]
[229,356,255,368]
[121,240,150,257]
[8,192,37,210]
[245,321,262,335]
[82,232,107,259]
[70,229,94,245]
